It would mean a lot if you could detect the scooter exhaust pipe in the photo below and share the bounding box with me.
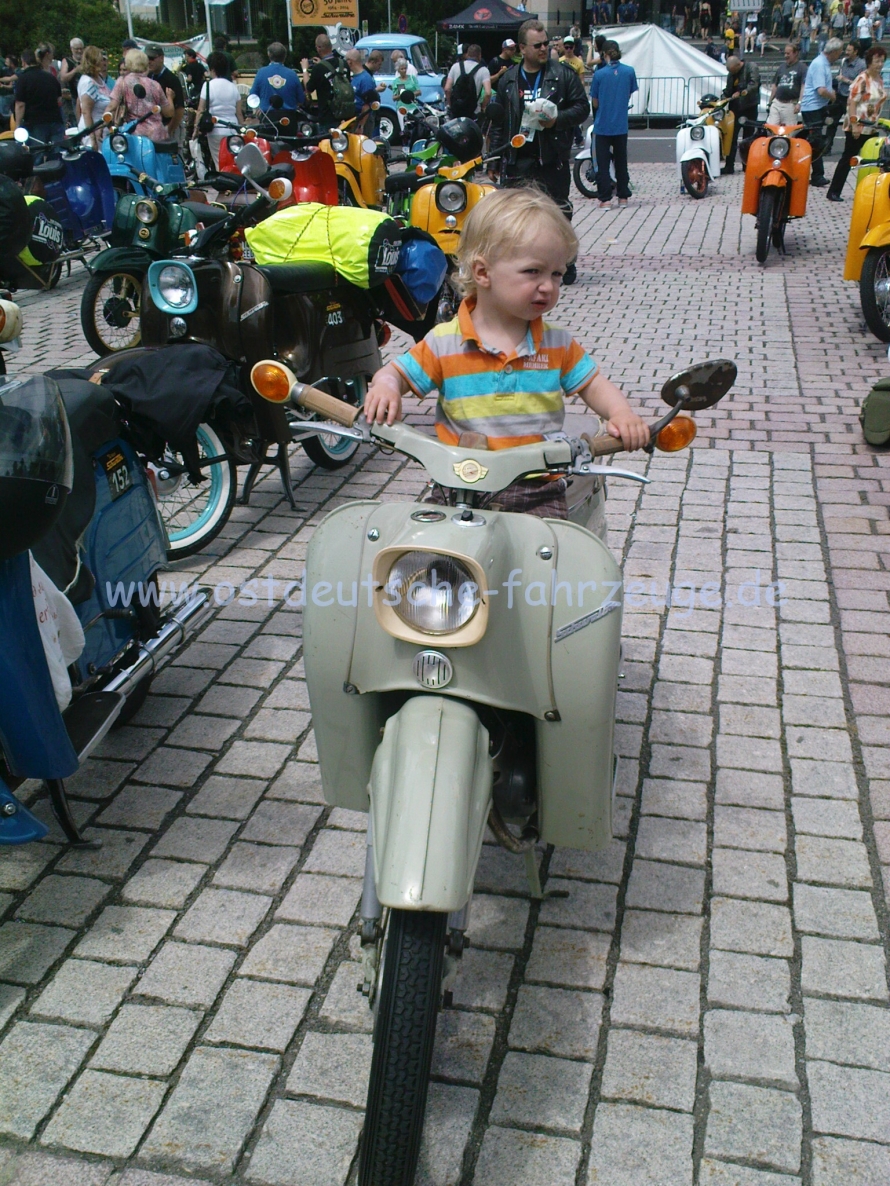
[103,589,212,699]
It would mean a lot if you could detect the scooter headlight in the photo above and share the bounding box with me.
[435,181,467,214]
[768,136,790,159]
[690,126,705,141]
[110,133,128,154]
[135,199,158,225]
[387,550,478,634]
[227,135,244,154]
[147,261,198,315]
[711,107,724,123]
[330,130,349,152]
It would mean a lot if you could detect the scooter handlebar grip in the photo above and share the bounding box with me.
[582,431,628,456]
[293,383,361,426]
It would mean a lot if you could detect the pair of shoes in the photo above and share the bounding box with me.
[563,262,577,286]
[720,165,735,175]
[598,198,611,207]
[811,177,829,187]
[826,191,843,202]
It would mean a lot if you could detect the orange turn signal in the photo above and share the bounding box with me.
[655,415,697,452]
[244,128,257,142]
[267,177,293,201]
[510,133,527,148]
[415,163,425,175]
[250,362,293,403]
[280,117,290,127]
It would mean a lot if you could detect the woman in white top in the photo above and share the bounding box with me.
[76,45,111,147]
[196,50,243,170]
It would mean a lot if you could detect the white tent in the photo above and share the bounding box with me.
[596,24,729,116]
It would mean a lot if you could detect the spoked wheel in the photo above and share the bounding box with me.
[681,157,708,198]
[298,378,362,470]
[377,111,400,145]
[81,270,144,356]
[359,909,447,1186]
[154,422,237,560]
[860,246,890,342]
[338,177,359,206]
[755,186,781,264]
[572,156,598,199]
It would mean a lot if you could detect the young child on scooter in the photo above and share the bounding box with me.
[363,186,648,517]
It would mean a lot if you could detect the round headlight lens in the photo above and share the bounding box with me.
[330,131,349,151]
[110,134,128,154]
[135,199,158,225]
[300,122,315,137]
[227,135,244,154]
[712,108,724,123]
[690,125,705,141]
[157,265,194,309]
[435,181,468,214]
[768,136,790,159]
[387,550,478,634]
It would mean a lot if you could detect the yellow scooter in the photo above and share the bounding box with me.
[319,109,386,209]
[844,138,890,340]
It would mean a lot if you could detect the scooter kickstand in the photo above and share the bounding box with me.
[46,779,101,848]
[275,445,297,510]
[523,848,569,901]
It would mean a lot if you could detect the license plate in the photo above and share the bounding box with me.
[102,448,131,500]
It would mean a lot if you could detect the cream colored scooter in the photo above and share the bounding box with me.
[250,356,736,1186]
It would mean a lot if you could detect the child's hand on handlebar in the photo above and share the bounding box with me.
[364,368,405,425]
[605,411,650,451]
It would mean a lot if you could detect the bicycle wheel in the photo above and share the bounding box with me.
[155,422,237,560]
[81,270,144,356]
[860,246,890,342]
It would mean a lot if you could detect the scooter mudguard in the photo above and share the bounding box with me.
[742,169,789,217]
[0,552,78,780]
[679,147,719,180]
[0,777,49,845]
[369,695,492,912]
[88,246,151,275]
[845,171,890,280]
[860,223,890,250]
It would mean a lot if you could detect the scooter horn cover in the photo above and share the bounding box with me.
[0,174,31,260]
[18,196,64,266]
[245,203,403,288]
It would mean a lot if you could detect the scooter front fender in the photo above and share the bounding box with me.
[370,695,492,912]
[860,222,890,250]
[88,246,151,275]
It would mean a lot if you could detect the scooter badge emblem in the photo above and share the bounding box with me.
[453,459,489,483]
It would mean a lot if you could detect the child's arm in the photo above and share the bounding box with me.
[576,370,651,450]
[364,362,411,425]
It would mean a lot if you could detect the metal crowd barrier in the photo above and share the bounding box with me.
[629,75,728,122]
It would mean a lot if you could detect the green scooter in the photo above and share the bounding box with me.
[249,355,736,1186]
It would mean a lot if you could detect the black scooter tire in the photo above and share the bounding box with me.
[860,246,890,342]
[359,909,447,1186]
[681,157,708,198]
[81,270,144,357]
[755,187,778,264]
[572,156,598,199]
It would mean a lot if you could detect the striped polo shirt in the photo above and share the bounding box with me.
[392,298,598,449]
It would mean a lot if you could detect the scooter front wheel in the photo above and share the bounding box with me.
[572,156,598,199]
[157,422,237,560]
[81,270,144,356]
[755,187,780,264]
[860,246,890,342]
[359,909,447,1186]
[681,157,708,198]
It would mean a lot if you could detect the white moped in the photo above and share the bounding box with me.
[676,94,734,198]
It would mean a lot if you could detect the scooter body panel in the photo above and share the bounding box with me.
[370,695,491,910]
[742,130,810,218]
[269,149,338,206]
[409,175,496,253]
[42,150,115,243]
[676,123,721,179]
[845,170,890,280]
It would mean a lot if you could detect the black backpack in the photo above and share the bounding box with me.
[322,56,357,123]
[450,61,483,118]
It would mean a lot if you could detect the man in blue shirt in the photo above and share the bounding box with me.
[799,37,843,185]
[250,42,306,124]
[345,49,378,131]
[589,41,638,205]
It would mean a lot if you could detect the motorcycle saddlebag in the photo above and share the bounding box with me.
[860,378,890,446]
[0,175,30,261]
[18,196,63,266]
[0,140,32,183]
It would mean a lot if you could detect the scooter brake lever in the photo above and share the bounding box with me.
[288,420,368,443]
[574,463,650,484]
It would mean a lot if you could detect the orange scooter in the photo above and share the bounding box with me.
[740,117,813,263]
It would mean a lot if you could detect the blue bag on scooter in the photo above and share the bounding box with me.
[394,235,448,305]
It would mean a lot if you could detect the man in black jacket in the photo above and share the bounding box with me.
[490,19,589,283]
[721,55,760,174]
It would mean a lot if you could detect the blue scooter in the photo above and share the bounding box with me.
[0,370,211,847]
[102,84,187,196]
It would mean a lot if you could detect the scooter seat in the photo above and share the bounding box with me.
[181,201,231,225]
[255,162,295,187]
[255,261,340,294]
[384,171,435,194]
[32,159,66,183]
[154,140,181,155]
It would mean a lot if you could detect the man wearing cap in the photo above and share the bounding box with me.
[145,45,184,137]
[488,39,516,84]
[560,37,586,77]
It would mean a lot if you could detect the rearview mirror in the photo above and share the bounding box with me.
[486,101,505,125]
[13,127,28,143]
[738,115,747,126]
[661,359,736,410]
[270,94,283,109]
[236,141,270,178]
[133,83,146,99]
[247,93,261,110]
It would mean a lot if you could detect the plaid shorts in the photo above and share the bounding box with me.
[428,478,568,520]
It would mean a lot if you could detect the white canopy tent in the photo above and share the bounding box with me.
[595,24,730,116]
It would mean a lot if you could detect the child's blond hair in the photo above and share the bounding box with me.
[455,186,579,297]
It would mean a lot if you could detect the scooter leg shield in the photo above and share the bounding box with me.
[370,696,492,913]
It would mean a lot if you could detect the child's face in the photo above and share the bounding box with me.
[475,227,571,319]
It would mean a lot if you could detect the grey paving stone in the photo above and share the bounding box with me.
[795,836,872,888]
[649,710,714,747]
[548,841,626,885]
[319,960,373,1032]
[56,830,149,879]
[197,684,262,718]
[137,941,237,1007]
[648,744,712,783]
[0,982,25,1030]
[174,887,272,947]
[41,1070,166,1158]
[302,828,365,877]
[215,741,292,780]
[415,1082,479,1186]
[326,807,366,831]
[714,806,787,854]
[432,1009,497,1084]
[109,1173,215,1186]
[262,680,311,710]
[587,1102,694,1186]
[152,666,215,698]
[90,1004,201,1075]
[708,952,792,1014]
[0,921,74,984]
[213,843,301,894]
[464,893,530,951]
[490,1051,591,1134]
[267,761,325,804]
[186,776,266,820]
[474,843,537,895]
[206,979,310,1052]
[704,1009,797,1089]
[122,859,207,908]
[705,1081,802,1175]
[75,904,176,963]
[239,923,338,985]
[287,1030,372,1105]
[793,884,879,941]
[712,847,787,903]
[474,1126,580,1186]
[625,860,705,914]
[808,1059,890,1143]
[538,879,617,932]
[699,1162,799,1185]
[529,925,612,991]
[244,1098,362,1186]
[240,801,322,848]
[218,658,286,689]
[611,962,701,1035]
[451,947,514,1012]
[96,786,182,830]
[710,898,793,957]
[801,937,888,1001]
[508,985,602,1060]
[4,1150,116,1185]
[719,703,782,738]
[783,695,846,729]
[152,816,239,863]
[16,875,110,927]
[64,759,136,802]
[619,909,703,971]
[634,816,707,864]
[601,1029,698,1111]
[276,874,360,927]
[811,1135,890,1186]
[244,709,311,743]
[791,798,862,840]
[804,998,890,1072]
[133,748,212,788]
[716,769,785,811]
[30,959,135,1025]
[142,1045,279,1172]
[167,715,241,753]
[790,760,858,801]
[640,779,708,821]
[718,676,778,707]
[0,1021,94,1138]
[652,681,714,713]
[0,845,55,891]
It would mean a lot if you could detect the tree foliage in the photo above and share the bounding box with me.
[0,0,185,56]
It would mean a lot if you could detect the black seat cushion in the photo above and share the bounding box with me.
[181,201,230,225]
[254,261,340,294]
[32,159,66,183]
[385,171,435,195]
[154,141,181,155]
[255,162,295,186]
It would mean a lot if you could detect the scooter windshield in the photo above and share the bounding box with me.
[0,375,73,488]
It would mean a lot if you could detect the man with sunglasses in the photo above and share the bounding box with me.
[490,19,589,284]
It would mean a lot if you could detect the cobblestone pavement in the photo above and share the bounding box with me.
[1,163,889,1186]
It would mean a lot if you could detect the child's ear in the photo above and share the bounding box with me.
[472,256,491,289]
